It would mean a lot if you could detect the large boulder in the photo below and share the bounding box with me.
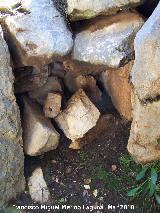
[0,32,24,207]
[72,12,144,69]
[22,97,60,156]
[127,93,160,163]
[67,0,144,21]
[128,2,160,163]
[131,2,160,101]
[101,61,133,120]
[3,0,73,67]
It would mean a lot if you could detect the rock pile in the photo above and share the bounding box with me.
[0,0,159,207]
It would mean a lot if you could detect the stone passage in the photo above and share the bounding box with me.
[0,0,159,207]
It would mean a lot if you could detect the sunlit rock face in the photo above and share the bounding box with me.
[131,2,160,101]
[4,0,73,68]
[128,2,160,163]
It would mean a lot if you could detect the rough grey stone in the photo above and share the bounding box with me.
[128,2,160,163]
[67,0,144,21]
[72,12,144,69]
[131,2,160,101]
[0,32,24,207]
[127,93,160,163]
[4,0,73,67]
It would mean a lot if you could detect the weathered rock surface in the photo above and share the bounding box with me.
[127,93,160,163]
[4,0,73,67]
[14,66,48,93]
[67,0,144,21]
[28,167,50,203]
[0,33,24,207]
[72,12,144,69]
[44,93,62,118]
[55,89,100,146]
[131,2,160,101]
[22,97,60,156]
[101,61,133,120]
[128,2,160,163]
[29,76,62,105]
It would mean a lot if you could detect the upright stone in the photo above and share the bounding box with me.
[131,2,160,101]
[0,32,24,207]
[128,2,160,163]
[127,93,160,163]
[4,0,73,67]
[67,0,144,21]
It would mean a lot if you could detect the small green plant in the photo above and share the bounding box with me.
[128,161,160,205]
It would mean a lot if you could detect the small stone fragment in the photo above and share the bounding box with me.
[93,189,98,197]
[111,165,117,172]
[43,93,62,118]
[28,167,50,203]
[84,185,90,190]
[84,179,91,185]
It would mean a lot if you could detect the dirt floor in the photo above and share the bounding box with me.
[7,110,160,213]
[9,111,139,212]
